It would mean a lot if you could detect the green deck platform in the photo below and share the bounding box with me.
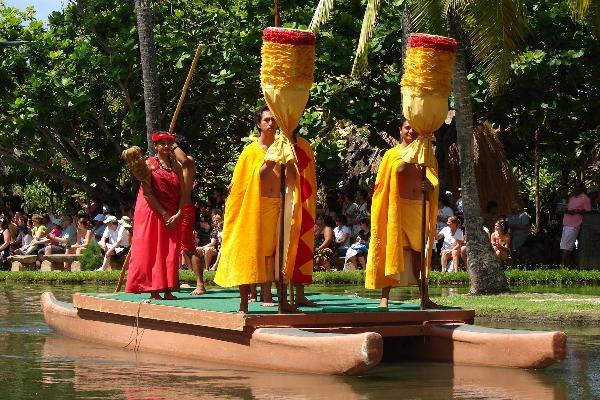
[80,288,455,315]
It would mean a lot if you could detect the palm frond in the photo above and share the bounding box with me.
[351,0,381,77]
[568,0,591,21]
[461,0,527,93]
[309,0,335,32]
[409,0,447,35]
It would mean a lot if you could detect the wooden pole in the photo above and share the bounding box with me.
[115,249,131,292]
[419,167,427,310]
[168,43,204,135]
[278,165,287,314]
[274,0,281,27]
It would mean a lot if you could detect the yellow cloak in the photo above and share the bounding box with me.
[214,139,301,288]
[365,144,439,290]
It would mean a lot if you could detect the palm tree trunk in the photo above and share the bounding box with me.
[135,0,160,155]
[448,11,509,294]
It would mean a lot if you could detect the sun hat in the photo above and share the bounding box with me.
[118,216,133,228]
[93,214,105,222]
[103,215,118,224]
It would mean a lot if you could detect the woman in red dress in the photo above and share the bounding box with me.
[125,131,184,300]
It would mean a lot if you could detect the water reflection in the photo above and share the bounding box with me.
[38,334,571,400]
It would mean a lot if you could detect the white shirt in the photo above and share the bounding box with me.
[334,225,352,247]
[436,206,454,232]
[101,225,130,248]
[439,226,463,251]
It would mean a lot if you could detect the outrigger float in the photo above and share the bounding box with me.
[41,289,566,375]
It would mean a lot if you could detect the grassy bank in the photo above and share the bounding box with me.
[424,292,600,324]
[2,268,600,286]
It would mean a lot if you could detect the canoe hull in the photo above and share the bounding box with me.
[41,291,566,373]
[41,292,383,375]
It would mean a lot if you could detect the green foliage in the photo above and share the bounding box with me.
[2,268,599,285]
[483,0,600,202]
[78,241,103,271]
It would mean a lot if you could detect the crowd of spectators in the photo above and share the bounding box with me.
[2,178,597,272]
[0,199,133,271]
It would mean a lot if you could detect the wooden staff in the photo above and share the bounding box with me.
[419,167,427,310]
[278,165,287,314]
[419,140,431,310]
[115,249,131,292]
[274,0,281,27]
[168,43,204,134]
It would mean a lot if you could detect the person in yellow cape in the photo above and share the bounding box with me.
[365,118,439,308]
[214,106,299,313]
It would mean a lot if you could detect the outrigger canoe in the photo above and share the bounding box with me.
[41,289,567,375]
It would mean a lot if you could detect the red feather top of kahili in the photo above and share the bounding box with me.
[263,27,317,46]
[407,33,457,53]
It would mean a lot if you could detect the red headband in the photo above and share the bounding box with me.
[151,131,175,142]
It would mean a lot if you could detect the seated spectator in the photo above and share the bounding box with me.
[341,192,359,236]
[42,215,77,257]
[23,215,49,255]
[196,214,218,270]
[0,216,11,269]
[507,201,530,252]
[13,225,33,255]
[64,217,95,270]
[436,216,465,272]
[355,188,371,223]
[92,214,106,240]
[31,218,62,256]
[334,215,352,255]
[490,219,511,261]
[436,194,454,255]
[314,214,335,272]
[344,218,371,270]
[97,215,130,271]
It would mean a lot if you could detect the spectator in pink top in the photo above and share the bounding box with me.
[560,180,592,266]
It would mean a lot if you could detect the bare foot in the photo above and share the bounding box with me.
[191,284,206,295]
[163,293,178,300]
[279,301,300,313]
[261,301,277,307]
[150,292,163,300]
[295,296,318,307]
[248,297,257,303]
[422,298,441,309]
[379,298,389,308]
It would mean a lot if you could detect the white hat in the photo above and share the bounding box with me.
[103,215,118,224]
[93,214,105,222]
[118,216,133,228]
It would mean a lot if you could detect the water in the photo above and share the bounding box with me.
[1,284,599,399]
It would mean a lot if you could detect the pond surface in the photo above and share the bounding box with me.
[1,284,599,399]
